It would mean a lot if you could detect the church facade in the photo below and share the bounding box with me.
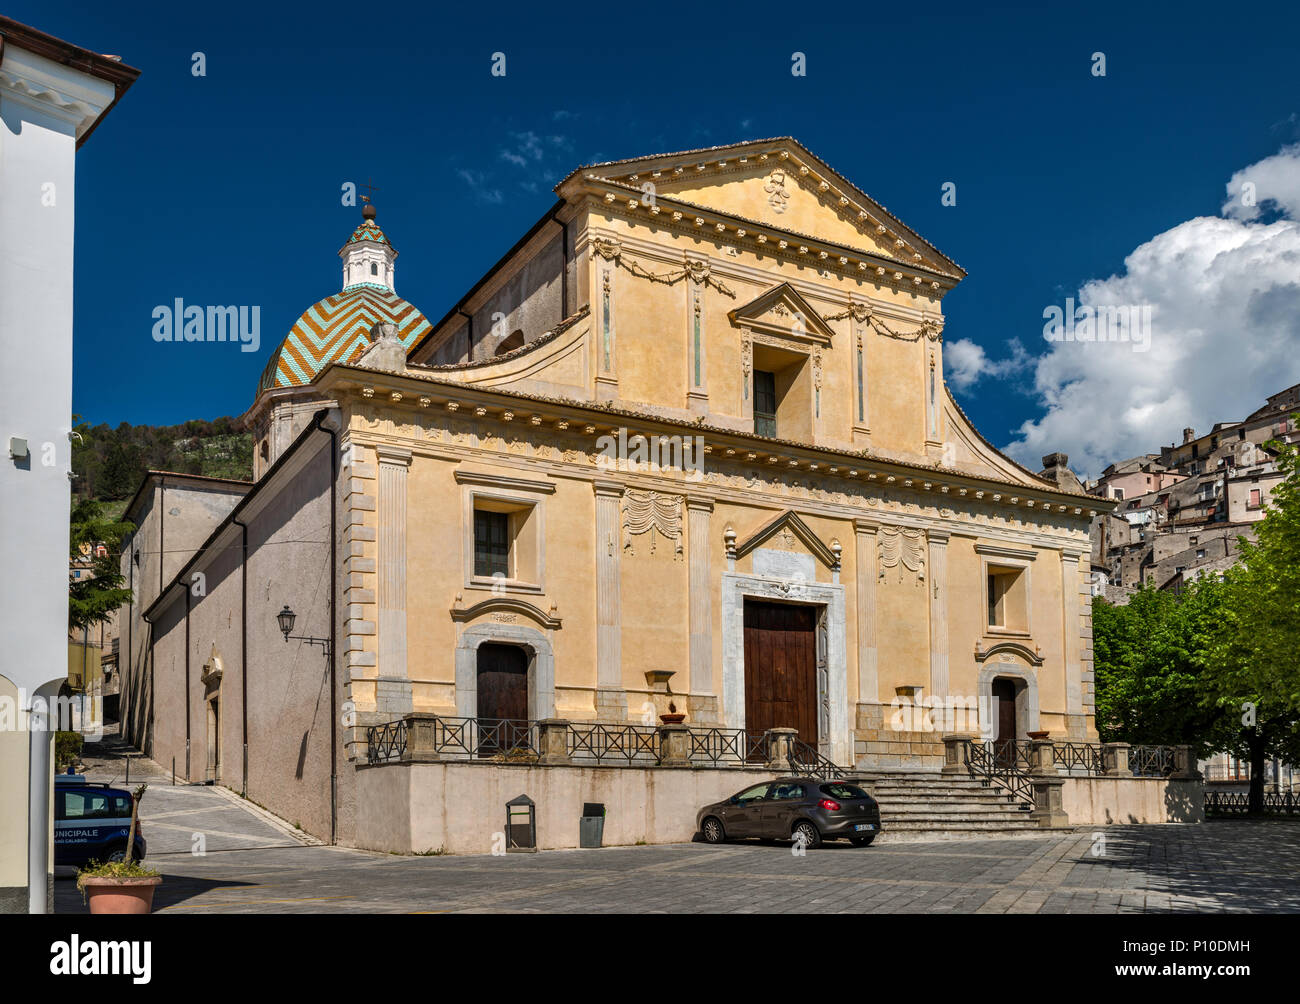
[122,138,1104,844]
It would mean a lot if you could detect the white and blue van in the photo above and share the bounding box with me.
[54,777,147,868]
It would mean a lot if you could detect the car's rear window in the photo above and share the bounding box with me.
[820,783,869,800]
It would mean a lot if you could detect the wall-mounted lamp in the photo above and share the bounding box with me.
[276,604,332,660]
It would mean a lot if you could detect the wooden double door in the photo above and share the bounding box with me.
[743,600,819,746]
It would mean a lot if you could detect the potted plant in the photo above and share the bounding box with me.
[659,700,685,725]
[77,784,161,914]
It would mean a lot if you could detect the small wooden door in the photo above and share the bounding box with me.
[744,600,818,747]
[476,644,529,722]
[992,678,1017,766]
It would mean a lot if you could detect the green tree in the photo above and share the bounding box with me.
[1209,428,1300,813]
[1092,580,1229,751]
[68,498,134,631]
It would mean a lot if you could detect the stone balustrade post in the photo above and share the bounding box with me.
[658,723,692,767]
[941,734,974,775]
[537,719,572,765]
[402,712,442,763]
[1029,777,1069,828]
[1172,744,1201,780]
[766,728,798,771]
[1028,738,1059,776]
[1102,742,1133,777]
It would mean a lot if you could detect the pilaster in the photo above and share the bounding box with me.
[375,444,413,716]
[593,480,625,720]
[687,496,715,718]
[927,529,950,699]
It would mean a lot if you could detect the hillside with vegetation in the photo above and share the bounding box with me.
[72,416,253,513]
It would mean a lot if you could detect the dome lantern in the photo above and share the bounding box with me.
[339,196,398,294]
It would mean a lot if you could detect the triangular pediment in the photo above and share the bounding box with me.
[728,283,835,344]
[736,510,840,570]
[564,138,963,278]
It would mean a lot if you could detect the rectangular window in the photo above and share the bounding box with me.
[473,509,510,578]
[986,565,1027,631]
[1249,489,1262,508]
[753,369,777,437]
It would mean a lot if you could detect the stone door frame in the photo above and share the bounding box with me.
[977,663,1040,739]
[455,621,556,722]
[721,572,848,765]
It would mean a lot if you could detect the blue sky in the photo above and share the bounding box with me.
[24,0,1300,474]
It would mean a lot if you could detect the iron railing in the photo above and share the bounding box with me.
[988,739,1035,773]
[1206,791,1300,816]
[367,719,407,763]
[364,716,854,774]
[787,738,847,780]
[1130,745,1175,778]
[1053,741,1106,776]
[568,722,659,764]
[966,740,1034,809]
[688,728,770,766]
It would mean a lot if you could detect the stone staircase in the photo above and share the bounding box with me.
[846,769,1068,842]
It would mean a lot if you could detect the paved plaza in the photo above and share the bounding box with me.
[53,761,1300,914]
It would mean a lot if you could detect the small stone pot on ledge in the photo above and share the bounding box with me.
[1026,730,1051,741]
[659,700,686,725]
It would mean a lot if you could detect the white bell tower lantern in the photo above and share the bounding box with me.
[339,198,398,293]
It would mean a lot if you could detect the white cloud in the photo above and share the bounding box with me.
[946,337,1030,391]
[456,169,503,205]
[1001,181,1300,478]
[1222,143,1300,220]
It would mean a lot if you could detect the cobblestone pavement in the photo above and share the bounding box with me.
[53,764,1300,913]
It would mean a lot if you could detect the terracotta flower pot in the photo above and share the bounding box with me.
[659,713,686,725]
[1026,731,1051,741]
[81,876,161,914]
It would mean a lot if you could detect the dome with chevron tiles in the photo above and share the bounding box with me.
[257,206,432,393]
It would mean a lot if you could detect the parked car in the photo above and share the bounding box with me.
[53,777,147,867]
[697,777,882,848]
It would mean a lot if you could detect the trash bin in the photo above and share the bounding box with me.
[579,802,605,848]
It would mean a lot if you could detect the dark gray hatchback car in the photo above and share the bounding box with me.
[697,777,882,848]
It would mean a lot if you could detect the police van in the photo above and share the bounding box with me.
[54,777,148,868]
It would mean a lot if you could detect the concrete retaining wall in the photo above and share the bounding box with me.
[1061,776,1203,825]
[354,761,774,855]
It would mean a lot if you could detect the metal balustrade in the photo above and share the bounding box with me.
[1053,741,1106,776]
[966,740,1034,808]
[1206,791,1300,816]
[366,719,407,763]
[364,716,848,773]
[688,728,770,766]
[787,738,847,780]
[567,722,659,764]
[1130,745,1175,778]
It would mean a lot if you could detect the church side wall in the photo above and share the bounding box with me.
[244,440,334,840]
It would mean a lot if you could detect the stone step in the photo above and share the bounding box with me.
[880,811,1036,825]
[878,811,1040,827]
[870,790,1025,805]
[874,826,1074,844]
[875,801,1032,817]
